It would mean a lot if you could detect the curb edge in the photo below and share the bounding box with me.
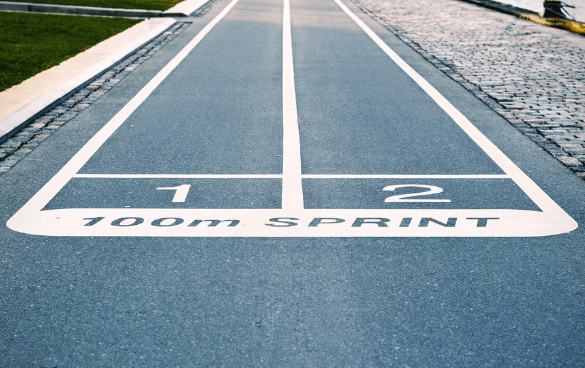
[456,0,585,36]
[0,18,177,145]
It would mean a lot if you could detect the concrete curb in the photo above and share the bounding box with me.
[0,1,162,17]
[164,0,210,17]
[457,0,538,17]
[457,0,585,36]
[518,13,585,35]
[0,0,210,17]
[0,18,177,144]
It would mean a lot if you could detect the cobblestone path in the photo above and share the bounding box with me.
[352,0,585,180]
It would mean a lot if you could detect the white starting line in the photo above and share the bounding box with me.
[7,0,577,237]
[72,174,510,179]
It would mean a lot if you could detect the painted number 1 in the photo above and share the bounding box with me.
[384,184,450,203]
[156,184,191,203]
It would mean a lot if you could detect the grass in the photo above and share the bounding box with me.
[0,12,141,92]
[6,0,185,11]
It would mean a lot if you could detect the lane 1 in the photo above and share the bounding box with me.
[78,0,284,176]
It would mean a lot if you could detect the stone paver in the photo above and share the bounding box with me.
[352,0,585,180]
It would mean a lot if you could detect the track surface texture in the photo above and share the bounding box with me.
[1,0,584,366]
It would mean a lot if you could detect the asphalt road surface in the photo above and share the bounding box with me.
[1,0,584,365]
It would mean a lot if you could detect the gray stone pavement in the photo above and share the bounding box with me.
[352,0,585,180]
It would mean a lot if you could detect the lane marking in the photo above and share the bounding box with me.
[302,174,510,179]
[73,174,508,179]
[282,0,304,211]
[74,174,283,179]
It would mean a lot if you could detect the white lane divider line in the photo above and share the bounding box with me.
[332,0,573,216]
[7,0,241,215]
[282,0,304,211]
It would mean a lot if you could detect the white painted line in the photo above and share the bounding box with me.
[74,174,283,179]
[73,174,506,179]
[282,0,304,211]
[302,174,510,179]
[6,0,240,216]
[332,0,576,224]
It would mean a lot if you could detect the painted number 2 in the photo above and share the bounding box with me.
[383,184,450,203]
[156,184,191,203]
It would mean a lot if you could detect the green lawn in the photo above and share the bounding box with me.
[0,12,141,92]
[6,0,184,11]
